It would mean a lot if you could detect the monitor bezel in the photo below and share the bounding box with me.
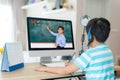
[27,17,75,50]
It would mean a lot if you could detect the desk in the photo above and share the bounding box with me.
[0,63,85,80]
[115,66,120,75]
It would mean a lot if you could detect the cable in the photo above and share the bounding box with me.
[79,26,86,55]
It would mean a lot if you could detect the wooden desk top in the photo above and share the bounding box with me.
[1,62,119,80]
[114,65,120,75]
[115,66,120,71]
[0,63,84,80]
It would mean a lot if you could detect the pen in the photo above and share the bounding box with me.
[68,52,75,63]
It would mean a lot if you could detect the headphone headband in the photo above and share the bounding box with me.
[88,27,92,42]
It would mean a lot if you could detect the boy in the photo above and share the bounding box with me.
[46,26,66,48]
[35,18,114,80]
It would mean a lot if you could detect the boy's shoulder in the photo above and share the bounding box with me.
[85,44,108,55]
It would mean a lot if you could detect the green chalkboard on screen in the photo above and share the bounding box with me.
[27,17,74,43]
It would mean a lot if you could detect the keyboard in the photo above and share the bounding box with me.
[44,62,65,67]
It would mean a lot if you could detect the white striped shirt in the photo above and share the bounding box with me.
[74,44,114,80]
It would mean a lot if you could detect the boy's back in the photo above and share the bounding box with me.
[74,44,114,80]
[86,44,114,80]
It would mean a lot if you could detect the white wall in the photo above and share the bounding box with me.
[75,0,84,57]
[109,0,120,65]
[85,0,110,19]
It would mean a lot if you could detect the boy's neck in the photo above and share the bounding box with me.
[90,40,103,48]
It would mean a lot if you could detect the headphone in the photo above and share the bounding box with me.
[87,27,93,46]
[87,27,92,41]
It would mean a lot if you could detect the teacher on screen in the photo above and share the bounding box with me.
[46,26,66,48]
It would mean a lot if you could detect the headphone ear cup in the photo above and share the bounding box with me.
[88,28,91,41]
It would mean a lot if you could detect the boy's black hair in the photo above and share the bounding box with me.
[58,26,64,30]
[86,18,111,43]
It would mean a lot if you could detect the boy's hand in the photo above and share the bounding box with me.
[34,65,46,72]
[65,60,70,66]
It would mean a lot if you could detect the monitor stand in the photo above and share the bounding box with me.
[61,56,70,60]
[40,56,52,64]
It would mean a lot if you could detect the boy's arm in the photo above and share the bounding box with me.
[35,62,79,75]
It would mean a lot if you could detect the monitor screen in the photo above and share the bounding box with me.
[27,17,74,51]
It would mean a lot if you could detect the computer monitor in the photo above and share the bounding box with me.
[26,17,75,57]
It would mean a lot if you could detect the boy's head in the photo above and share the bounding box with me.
[58,26,64,34]
[86,18,111,45]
